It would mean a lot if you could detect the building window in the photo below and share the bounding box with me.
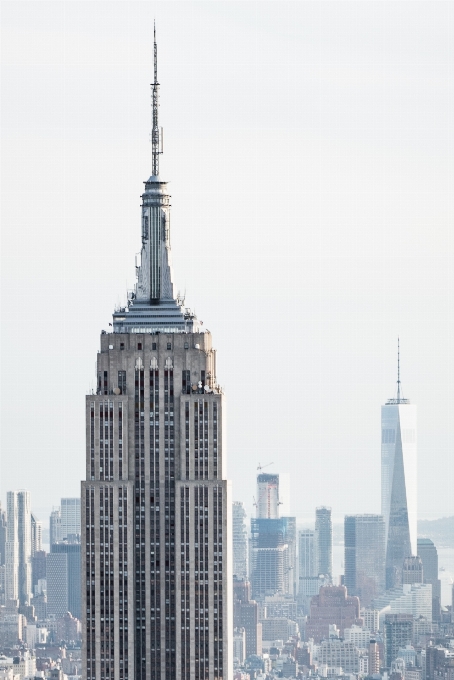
[167,343,172,350]
[138,343,142,350]
[182,370,191,395]
[118,371,127,394]
[152,342,157,350]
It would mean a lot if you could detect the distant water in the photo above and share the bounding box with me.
[332,545,453,607]
[438,547,454,606]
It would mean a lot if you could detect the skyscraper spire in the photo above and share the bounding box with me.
[387,338,408,405]
[111,24,200,333]
[151,21,161,177]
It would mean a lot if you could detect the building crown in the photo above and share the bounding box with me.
[112,28,200,335]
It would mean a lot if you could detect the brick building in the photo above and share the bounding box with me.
[306,585,362,643]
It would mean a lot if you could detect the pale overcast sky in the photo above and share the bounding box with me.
[1,2,453,526]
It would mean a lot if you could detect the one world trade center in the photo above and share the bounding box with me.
[381,343,417,589]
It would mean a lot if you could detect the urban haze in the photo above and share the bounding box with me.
[1,2,453,679]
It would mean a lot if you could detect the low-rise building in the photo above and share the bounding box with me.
[261,617,298,644]
[317,639,360,674]
[344,624,372,650]
[405,664,423,680]
[373,584,432,624]
[306,586,362,643]
[233,628,246,665]
[361,609,380,633]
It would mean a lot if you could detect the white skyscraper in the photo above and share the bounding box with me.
[381,343,417,589]
[232,502,248,579]
[31,513,43,555]
[49,507,62,546]
[81,29,231,680]
[315,506,333,581]
[5,493,18,602]
[61,498,81,540]
[278,473,291,517]
[298,529,316,580]
[298,528,320,608]
[5,490,32,605]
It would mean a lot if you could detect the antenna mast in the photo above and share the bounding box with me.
[386,337,410,405]
[152,22,161,176]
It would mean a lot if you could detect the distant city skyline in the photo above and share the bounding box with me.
[1,7,454,677]
[1,3,453,527]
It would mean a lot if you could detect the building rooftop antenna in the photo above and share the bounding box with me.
[397,337,401,402]
[151,21,162,177]
[386,337,410,405]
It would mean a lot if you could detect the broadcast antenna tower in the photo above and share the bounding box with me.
[151,22,162,176]
[396,337,406,403]
[387,337,409,405]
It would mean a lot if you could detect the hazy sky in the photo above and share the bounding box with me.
[1,1,453,527]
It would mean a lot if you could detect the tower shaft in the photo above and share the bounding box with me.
[82,334,231,680]
[381,402,417,588]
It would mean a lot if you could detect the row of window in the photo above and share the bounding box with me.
[118,341,192,351]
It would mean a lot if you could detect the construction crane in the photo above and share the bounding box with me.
[257,461,274,471]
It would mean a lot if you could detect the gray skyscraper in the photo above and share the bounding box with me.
[298,529,316,579]
[384,614,413,667]
[81,31,231,680]
[232,502,248,580]
[251,473,296,599]
[315,506,332,581]
[417,538,441,621]
[250,516,296,600]
[47,542,81,620]
[49,507,62,547]
[381,345,417,588]
[0,504,6,566]
[402,555,423,584]
[5,490,32,605]
[46,551,68,618]
[298,528,321,614]
[233,579,262,658]
[344,514,385,607]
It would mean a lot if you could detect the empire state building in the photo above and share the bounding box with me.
[82,31,232,680]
